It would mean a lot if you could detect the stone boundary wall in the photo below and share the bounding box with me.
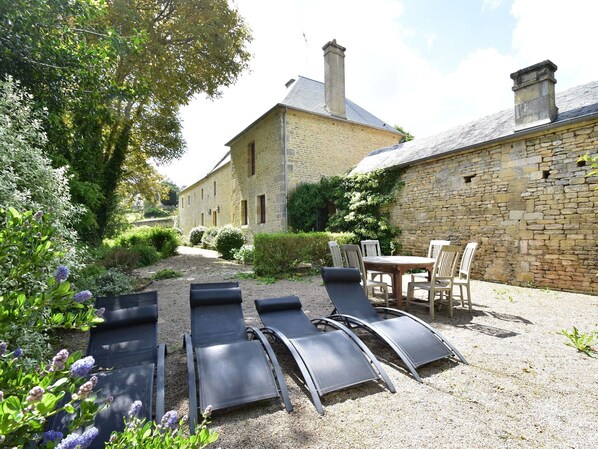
[392,119,598,294]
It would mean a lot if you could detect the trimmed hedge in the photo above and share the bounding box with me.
[253,232,355,277]
[112,226,181,258]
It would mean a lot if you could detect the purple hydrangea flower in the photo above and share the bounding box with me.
[160,410,178,430]
[33,210,44,221]
[0,390,4,402]
[13,348,22,358]
[42,430,63,444]
[56,432,80,449]
[95,307,105,317]
[77,427,98,449]
[54,265,69,283]
[0,341,6,356]
[73,290,92,303]
[69,356,94,378]
[128,400,142,418]
[76,379,94,399]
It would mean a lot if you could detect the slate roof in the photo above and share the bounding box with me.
[281,76,399,133]
[353,80,598,174]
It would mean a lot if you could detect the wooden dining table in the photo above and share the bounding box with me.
[363,256,435,308]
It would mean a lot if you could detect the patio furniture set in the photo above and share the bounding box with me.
[49,256,471,447]
[328,239,478,319]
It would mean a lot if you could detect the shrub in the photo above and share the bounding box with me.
[201,227,221,250]
[113,226,180,258]
[232,244,254,265]
[215,226,245,260]
[143,205,171,218]
[106,402,218,449]
[130,244,162,267]
[0,78,82,266]
[0,346,109,448]
[189,226,207,246]
[100,247,142,274]
[76,267,133,298]
[253,232,355,277]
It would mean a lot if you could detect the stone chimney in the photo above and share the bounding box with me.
[510,60,558,131]
[322,39,346,118]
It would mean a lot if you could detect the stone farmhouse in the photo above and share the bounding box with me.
[353,60,598,294]
[178,40,404,235]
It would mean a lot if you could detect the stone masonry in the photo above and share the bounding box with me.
[393,119,598,294]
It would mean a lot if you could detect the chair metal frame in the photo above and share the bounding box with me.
[321,267,467,382]
[255,295,395,414]
[184,282,292,432]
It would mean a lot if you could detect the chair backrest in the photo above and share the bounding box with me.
[428,240,451,258]
[321,267,380,323]
[189,284,248,348]
[340,244,366,278]
[458,242,478,279]
[360,240,381,257]
[254,296,320,339]
[431,245,461,283]
[89,291,159,368]
[328,241,344,267]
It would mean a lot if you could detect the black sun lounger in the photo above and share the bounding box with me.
[50,291,166,448]
[184,283,292,432]
[321,267,467,382]
[254,295,395,415]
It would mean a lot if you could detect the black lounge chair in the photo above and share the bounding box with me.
[321,267,467,382]
[184,283,292,431]
[50,291,166,448]
[254,295,395,415]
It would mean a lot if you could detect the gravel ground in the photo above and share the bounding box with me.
[133,246,598,449]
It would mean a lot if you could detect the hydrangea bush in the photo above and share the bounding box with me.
[0,345,108,447]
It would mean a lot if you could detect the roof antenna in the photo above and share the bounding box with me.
[302,32,308,75]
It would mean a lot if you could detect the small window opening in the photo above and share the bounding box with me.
[464,174,476,184]
[542,170,550,179]
[577,160,586,167]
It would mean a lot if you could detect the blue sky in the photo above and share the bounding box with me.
[159,0,598,188]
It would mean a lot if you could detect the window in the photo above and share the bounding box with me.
[213,181,217,196]
[201,213,204,226]
[257,194,266,224]
[180,198,184,209]
[201,188,204,199]
[187,195,190,206]
[241,200,248,225]
[212,210,217,226]
[248,142,256,176]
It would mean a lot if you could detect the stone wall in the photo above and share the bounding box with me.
[178,163,232,238]
[392,118,598,294]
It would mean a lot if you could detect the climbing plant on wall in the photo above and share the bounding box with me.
[287,167,403,254]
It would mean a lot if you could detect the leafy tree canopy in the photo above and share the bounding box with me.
[0,0,252,242]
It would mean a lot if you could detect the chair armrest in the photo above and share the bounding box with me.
[184,334,198,434]
[155,343,166,422]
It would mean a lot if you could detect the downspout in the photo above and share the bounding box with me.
[283,107,288,230]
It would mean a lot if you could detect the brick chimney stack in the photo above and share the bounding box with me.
[510,60,558,131]
[322,39,346,118]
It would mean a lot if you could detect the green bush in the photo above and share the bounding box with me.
[232,244,254,265]
[215,226,245,260]
[143,205,171,218]
[76,267,133,297]
[130,244,162,267]
[113,226,180,258]
[201,227,221,250]
[100,247,142,274]
[253,232,355,277]
[189,225,207,246]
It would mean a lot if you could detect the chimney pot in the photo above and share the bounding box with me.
[322,39,347,118]
[510,60,558,131]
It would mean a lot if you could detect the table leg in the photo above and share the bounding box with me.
[395,269,404,309]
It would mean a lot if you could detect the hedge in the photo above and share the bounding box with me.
[253,232,355,277]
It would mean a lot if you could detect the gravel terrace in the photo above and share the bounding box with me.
[131,246,598,449]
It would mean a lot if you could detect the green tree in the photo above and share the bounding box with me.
[0,0,252,242]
